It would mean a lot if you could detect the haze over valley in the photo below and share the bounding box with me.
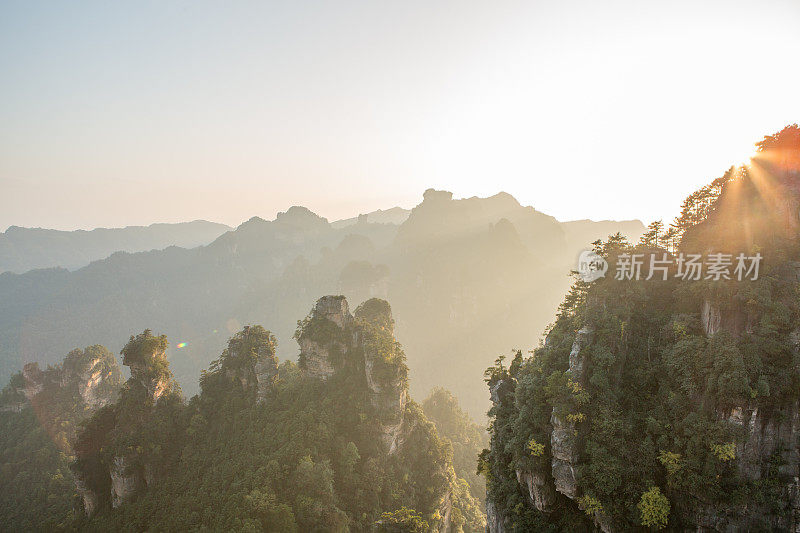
[0,190,644,418]
[3,1,799,530]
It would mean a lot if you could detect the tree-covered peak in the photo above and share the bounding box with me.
[120,329,167,369]
[482,124,800,531]
[354,298,394,332]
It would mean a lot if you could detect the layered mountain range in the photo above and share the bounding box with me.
[0,220,232,274]
[0,190,643,417]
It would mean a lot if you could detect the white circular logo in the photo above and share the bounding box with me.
[577,250,608,282]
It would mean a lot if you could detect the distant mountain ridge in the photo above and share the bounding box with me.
[331,206,411,228]
[0,190,644,417]
[0,220,232,273]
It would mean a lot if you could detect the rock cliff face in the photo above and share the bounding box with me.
[485,130,800,531]
[314,294,353,329]
[299,336,337,379]
[298,297,480,531]
[21,363,45,400]
[695,403,800,531]
[73,468,100,517]
[124,334,176,404]
[486,328,602,533]
[63,348,122,409]
[219,325,279,402]
[110,456,140,508]
[515,467,556,514]
[0,346,122,428]
[0,346,123,516]
[0,363,43,412]
[110,332,179,508]
[486,500,506,533]
[492,314,800,532]
[299,296,409,455]
[73,331,181,515]
[253,351,278,401]
[693,321,800,531]
[298,296,352,380]
[550,326,593,501]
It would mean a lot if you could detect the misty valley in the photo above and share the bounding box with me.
[1,125,800,531]
[3,1,800,529]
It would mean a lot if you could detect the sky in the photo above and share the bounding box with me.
[2,0,800,231]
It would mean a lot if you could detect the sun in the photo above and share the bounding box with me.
[730,140,758,168]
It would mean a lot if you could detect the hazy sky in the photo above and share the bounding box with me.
[2,0,799,231]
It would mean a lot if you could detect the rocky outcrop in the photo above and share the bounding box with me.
[701,298,754,338]
[486,500,506,533]
[253,352,278,401]
[73,469,100,517]
[21,363,45,399]
[0,347,122,427]
[63,352,120,409]
[106,333,178,508]
[486,327,597,529]
[71,331,179,514]
[690,279,800,529]
[77,362,110,408]
[485,130,800,531]
[567,326,594,381]
[380,417,406,455]
[702,298,722,337]
[364,349,407,453]
[110,456,140,508]
[314,295,353,328]
[550,413,579,499]
[0,347,123,517]
[515,467,557,513]
[126,344,173,403]
[550,326,593,500]
[220,325,279,402]
[299,296,352,380]
[436,486,453,533]
[490,377,515,405]
[0,363,43,412]
[696,401,800,530]
[728,405,800,481]
[299,337,337,380]
[299,296,409,455]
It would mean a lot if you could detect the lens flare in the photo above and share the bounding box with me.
[177,342,187,348]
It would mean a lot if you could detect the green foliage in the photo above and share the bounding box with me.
[710,442,736,462]
[527,438,545,457]
[355,298,395,331]
[483,129,800,531]
[121,329,168,369]
[377,506,430,532]
[657,450,682,476]
[64,317,483,531]
[422,387,488,506]
[0,409,78,530]
[0,345,123,530]
[577,494,603,516]
[200,324,277,399]
[637,486,670,529]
